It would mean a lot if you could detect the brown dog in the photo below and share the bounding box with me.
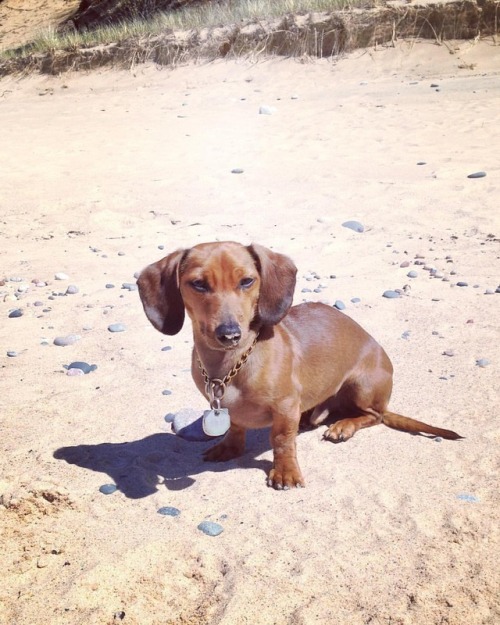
[138,241,462,489]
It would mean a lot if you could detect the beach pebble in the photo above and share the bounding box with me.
[434,437,443,442]
[99,484,117,495]
[108,323,126,332]
[456,281,468,287]
[400,261,410,268]
[67,367,85,376]
[417,161,427,165]
[231,168,244,174]
[162,389,172,396]
[443,349,455,357]
[476,358,490,368]
[65,285,79,295]
[161,346,172,352]
[158,506,181,517]
[197,521,224,537]
[105,283,115,289]
[172,408,211,441]
[407,271,418,278]
[456,493,479,503]
[121,282,137,291]
[164,413,175,423]
[351,297,361,304]
[467,171,486,179]
[342,220,364,233]
[382,290,400,299]
[8,308,23,318]
[334,300,346,310]
[401,331,411,340]
[67,361,97,374]
[259,105,275,115]
[53,334,81,347]
[55,272,69,280]
[7,350,18,357]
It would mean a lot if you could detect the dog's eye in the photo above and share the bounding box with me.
[239,277,255,289]
[190,279,209,293]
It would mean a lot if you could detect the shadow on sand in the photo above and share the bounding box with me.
[54,427,272,499]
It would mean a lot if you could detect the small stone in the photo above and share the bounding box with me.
[430,83,439,88]
[172,408,211,442]
[456,281,468,287]
[259,105,275,115]
[301,287,312,293]
[7,351,18,357]
[158,506,181,517]
[118,252,126,256]
[33,301,44,306]
[65,285,79,295]
[105,283,115,289]
[443,349,455,357]
[407,271,418,278]
[108,323,126,333]
[99,484,117,495]
[467,171,486,179]
[162,389,172,396]
[121,283,137,291]
[351,297,361,303]
[231,168,244,174]
[197,521,224,537]
[164,413,175,423]
[456,493,479,503]
[334,300,346,310]
[55,272,69,280]
[476,358,490,368]
[401,331,411,340]
[53,334,81,347]
[67,368,85,376]
[400,261,410,268]
[8,309,23,318]
[67,361,97,374]
[434,437,443,442]
[382,290,400,299]
[161,346,172,352]
[342,220,364,233]
[417,161,427,165]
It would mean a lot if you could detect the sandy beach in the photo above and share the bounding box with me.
[1,39,499,624]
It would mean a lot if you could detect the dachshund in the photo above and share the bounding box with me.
[137,241,462,489]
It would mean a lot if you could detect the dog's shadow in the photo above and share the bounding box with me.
[53,425,273,499]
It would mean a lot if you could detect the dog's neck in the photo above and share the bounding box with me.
[193,328,260,381]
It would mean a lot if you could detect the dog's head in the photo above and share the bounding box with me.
[137,241,297,350]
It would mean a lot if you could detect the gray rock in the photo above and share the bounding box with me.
[467,171,486,179]
[108,323,126,332]
[8,309,23,318]
[334,300,346,310]
[407,271,418,278]
[121,282,137,291]
[66,285,79,295]
[197,520,224,536]
[54,272,69,280]
[158,506,181,517]
[66,361,97,374]
[382,290,400,299]
[476,358,490,368]
[172,408,212,442]
[99,484,117,495]
[54,334,81,346]
[342,220,364,233]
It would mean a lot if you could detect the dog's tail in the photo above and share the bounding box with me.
[382,411,463,440]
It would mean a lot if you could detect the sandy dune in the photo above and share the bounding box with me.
[1,40,499,625]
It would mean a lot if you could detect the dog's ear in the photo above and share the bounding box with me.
[137,249,187,335]
[248,243,297,326]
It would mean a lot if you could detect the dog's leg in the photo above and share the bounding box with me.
[203,423,246,462]
[268,407,305,490]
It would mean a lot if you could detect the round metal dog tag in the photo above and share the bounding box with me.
[202,408,230,437]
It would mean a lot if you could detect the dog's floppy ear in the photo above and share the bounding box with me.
[248,243,297,326]
[137,249,187,335]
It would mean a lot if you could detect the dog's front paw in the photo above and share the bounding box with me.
[203,440,243,462]
[267,465,305,490]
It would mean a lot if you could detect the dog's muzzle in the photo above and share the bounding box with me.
[215,322,242,347]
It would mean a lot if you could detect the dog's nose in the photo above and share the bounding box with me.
[215,322,242,347]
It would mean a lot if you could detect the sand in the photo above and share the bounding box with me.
[1,39,499,625]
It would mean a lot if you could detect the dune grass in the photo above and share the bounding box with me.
[1,0,371,59]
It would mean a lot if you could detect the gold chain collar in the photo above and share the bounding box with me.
[196,334,259,409]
